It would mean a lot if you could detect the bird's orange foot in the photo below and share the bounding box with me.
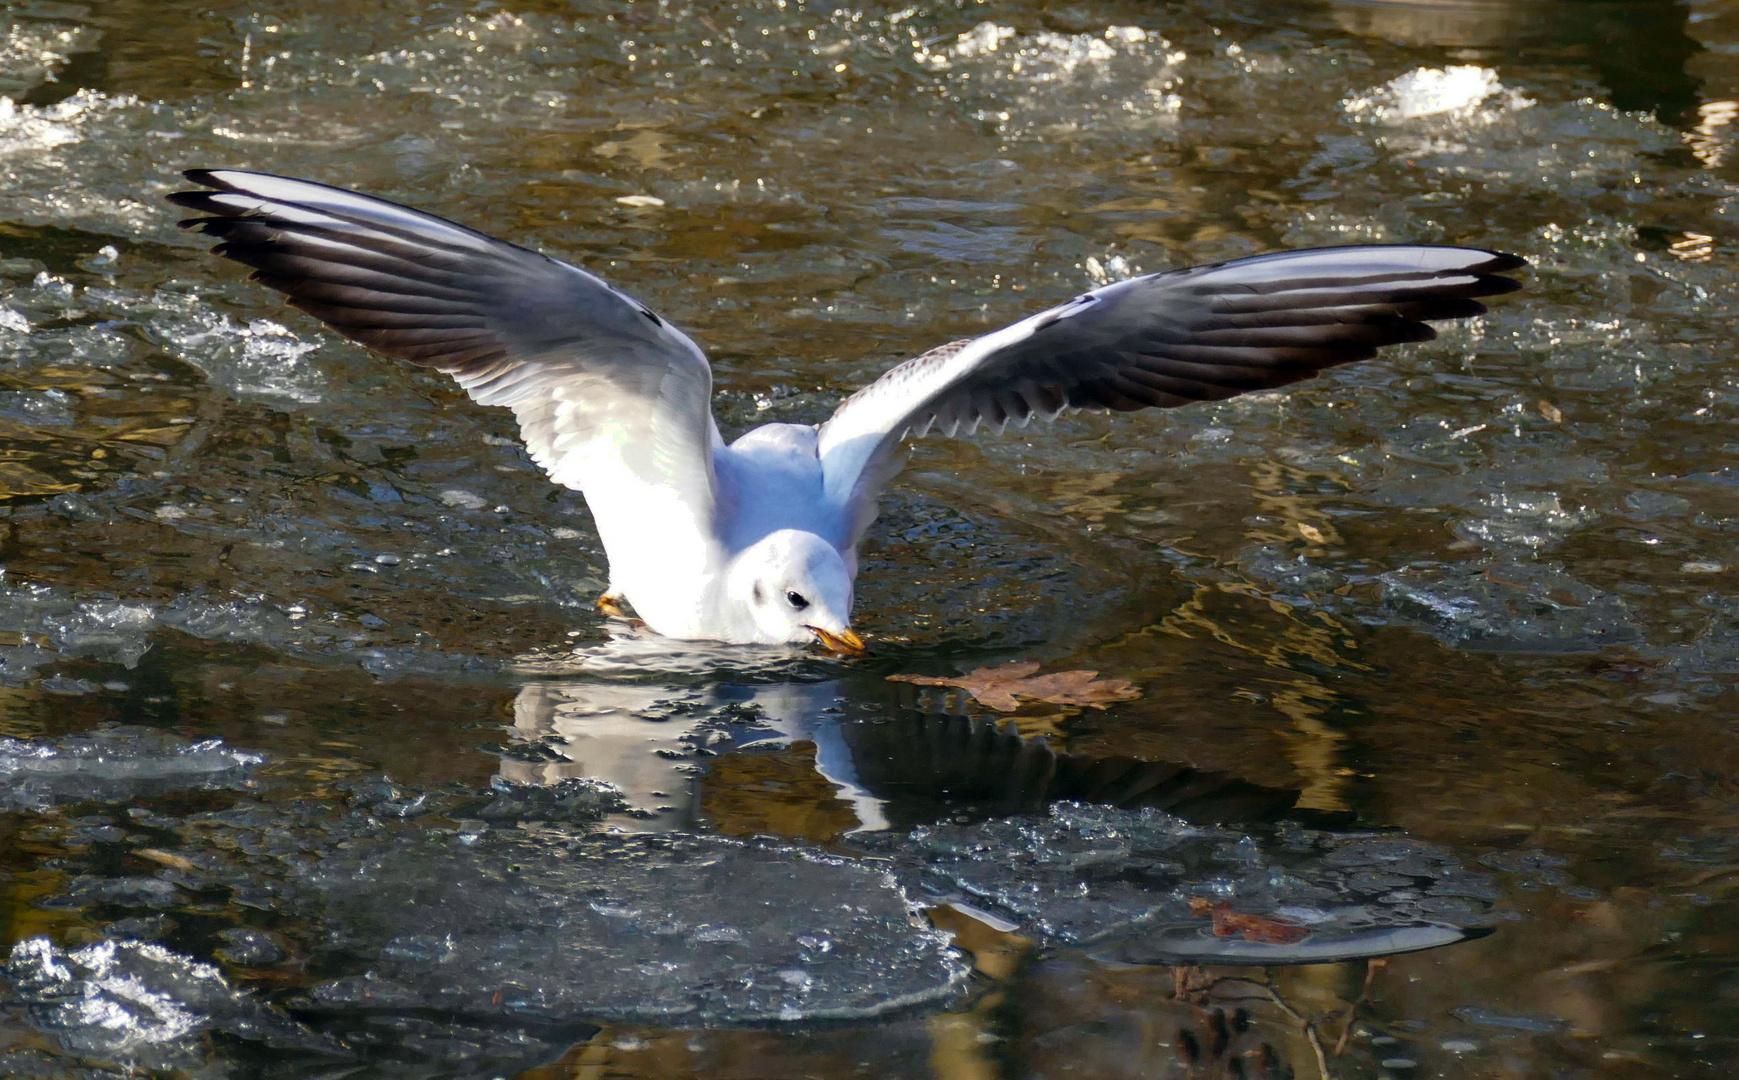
[594,594,629,619]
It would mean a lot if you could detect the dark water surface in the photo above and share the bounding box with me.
[0,0,1737,1076]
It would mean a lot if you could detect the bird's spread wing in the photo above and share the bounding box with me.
[817,244,1524,545]
[169,169,724,581]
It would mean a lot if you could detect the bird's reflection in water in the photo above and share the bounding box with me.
[504,631,887,834]
[500,672,890,834]
[502,631,1307,837]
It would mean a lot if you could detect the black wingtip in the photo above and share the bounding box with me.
[165,191,215,211]
[168,172,231,224]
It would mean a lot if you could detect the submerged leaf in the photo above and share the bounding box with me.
[888,661,1140,711]
[1188,898,1310,945]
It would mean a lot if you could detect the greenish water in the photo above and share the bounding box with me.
[0,0,1737,1076]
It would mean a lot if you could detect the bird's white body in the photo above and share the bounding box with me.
[171,169,1524,649]
[684,424,853,645]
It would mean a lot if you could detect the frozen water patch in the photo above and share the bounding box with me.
[1343,66,1532,124]
[1455,491,1597,553]
[0,580,161,674]
[921,22,1185,136]
[3,279,329,397]
[151,298,326,406]
[155,596,299,644]
[1234,549,1641,656]
[0,574,485,682]
[1379,561,1637,653]
[0,90,161,233]
[297,830,968,1025]
[36,599,155,668]
[19,777,962,1039]
[8,772,1505,1069]
[0,726,263,811]
[1653,592,1739,678]
[856,803,1500,965]
[111,790,965,1028]
[0,91,124,155]
[4,938,337,1071]
[345,774,628,826]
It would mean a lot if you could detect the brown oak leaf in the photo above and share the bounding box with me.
[1188,898,1310,945]
[888,661,1140,712]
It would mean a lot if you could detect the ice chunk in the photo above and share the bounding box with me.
[156,307,326,405]
[342,774,627,826]
[214,928,287,967]
[40,874,185,911]
[0,726,263,811]
[297,829,968,1025]
[1455,491,1595,552]
[156,598,290,643]
[4,938,338,1070]
[37,599,155,667]
[11,780,965,1032]
[1343,66,1532,123]
[854,803,1499,965]
[468,775,628,824]
[0,91,128,155]
[438,487,488,509]
[915,19,1183,134]
[1379,562,1637,653]
[0,582,159,672]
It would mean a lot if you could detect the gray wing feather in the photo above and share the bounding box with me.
[818,244,1524,545]
[169,169,723,577]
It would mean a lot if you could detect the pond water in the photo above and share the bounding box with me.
[0,0,1736,1076]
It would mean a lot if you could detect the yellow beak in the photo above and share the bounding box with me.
[806,626,866,656]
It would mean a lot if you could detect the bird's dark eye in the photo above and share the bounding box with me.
[786,591,809,610]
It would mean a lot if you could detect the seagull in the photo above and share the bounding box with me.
[168,170,1524,654]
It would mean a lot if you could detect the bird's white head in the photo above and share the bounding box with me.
[727,529,861,653]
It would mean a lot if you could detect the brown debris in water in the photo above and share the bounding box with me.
[888,661,1140,712]
[1188,898,1310,945]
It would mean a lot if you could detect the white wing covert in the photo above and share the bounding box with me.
[817,244,1525,547]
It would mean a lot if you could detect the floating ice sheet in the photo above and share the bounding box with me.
[298,829,969,1026]
[917,20,1185,136]
[4,938,338,1071]
[1,772,969,1073]
[855,802,1499,966]
[1379,561,1637,653]
[1,751,1514,1078]
[0,725,263,811]
[20,782,967,1027]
